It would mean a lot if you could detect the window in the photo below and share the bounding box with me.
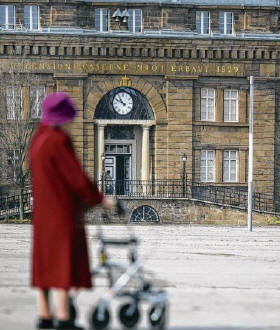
[6,87,21,120]
[223,150,238,182]
[128,9,142,33]
[30,87,45,119]
[130,205,159,223]
[200,150,215,182]
[0,5,15,29]
[196,11,210,34]
[219,12,233,35]
[7,150,19,181]
[224,89,238,122]
[201,88,215,121]
[95,8,109,32]
[24,5,39,30]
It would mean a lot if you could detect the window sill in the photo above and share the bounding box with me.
[194,121,248,127]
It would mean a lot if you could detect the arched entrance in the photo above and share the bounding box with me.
[94,87,155,194]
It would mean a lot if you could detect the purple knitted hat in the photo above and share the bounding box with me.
[41,92,77,125]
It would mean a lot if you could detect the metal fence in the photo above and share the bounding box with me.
[0,180,279,218]
[0,192,32,219]
[97,179,279,213]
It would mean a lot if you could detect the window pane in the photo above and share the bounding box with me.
[209,89,215,97]
[208,151,214,159]
[0,6,5,27]
[103,9,108,31]
[203,12,209,34]
[231,151,237,159]
[8,6,14,28]
[223,161,229,182]
[219,12,224,33]
[135,9,142,32]
[196,11,201,33]
[95,9,101,31]
[224,100,230,121]
[24,6,30,29]
[32,6,38,30]
[128,9,133,32]
[230,101,236,121]
[231,90,238,98]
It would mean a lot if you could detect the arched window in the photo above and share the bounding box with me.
[130,205,159,223]
[95,87,154,120]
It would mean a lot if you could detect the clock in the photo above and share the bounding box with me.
[112,92,133,115]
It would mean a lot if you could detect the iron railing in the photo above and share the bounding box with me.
[0,180,279,218]
[0,192,32,218]
[97,179,279,213]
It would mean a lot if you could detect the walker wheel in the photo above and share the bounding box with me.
[148,304,167,329]
[69,297,77,322]
[119,303,140,329]
[89,305,110,330]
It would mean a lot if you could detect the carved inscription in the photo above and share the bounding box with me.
[1,60,244,77]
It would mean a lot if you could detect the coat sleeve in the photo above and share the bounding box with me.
[53,135,103,207]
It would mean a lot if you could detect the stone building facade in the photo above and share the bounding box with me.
[0,0,280,219]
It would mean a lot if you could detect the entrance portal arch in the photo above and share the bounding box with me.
[85,76,167,122]
[93,85,157,190]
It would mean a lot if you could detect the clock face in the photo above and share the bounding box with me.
[113,92,133,115]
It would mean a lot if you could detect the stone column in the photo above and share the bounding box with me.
[141,125,150,181]
[97,124,105,181]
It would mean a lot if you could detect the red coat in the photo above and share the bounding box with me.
[29,124,103,289]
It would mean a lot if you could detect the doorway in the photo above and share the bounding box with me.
[104,143,133,195]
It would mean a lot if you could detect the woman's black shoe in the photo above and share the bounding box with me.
[53,319,84,330]
[36,317,54,329]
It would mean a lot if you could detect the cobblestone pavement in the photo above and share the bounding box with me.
[0,224,280,330]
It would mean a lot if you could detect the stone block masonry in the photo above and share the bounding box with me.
[85,198,275,226]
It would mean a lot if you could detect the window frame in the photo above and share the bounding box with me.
[24,5,40,30]
[95,8,109,32]
[7,149,20,181]
[201,88,215,121]
[6,86,22,120]
[223,150,238,183]
[128,9,142,33]
[224,89,239,122]
[219,11,234,35]
[0,5,15,30]
[30,86,45,119]
[196,11,210,35]
[200,150,215,183]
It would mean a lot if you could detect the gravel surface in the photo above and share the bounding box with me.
[0,224,280,330]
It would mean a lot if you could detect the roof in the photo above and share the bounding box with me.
[3,27,280,41]
[80,0,280,7]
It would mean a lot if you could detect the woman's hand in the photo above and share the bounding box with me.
[101,197,117,210]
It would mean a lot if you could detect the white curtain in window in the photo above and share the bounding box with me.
[201,150,215,182]
[31,87,45,119]
[223,150,237,182]
[201,88,215,121]
[6,87,21,120]
[224,89,238,122]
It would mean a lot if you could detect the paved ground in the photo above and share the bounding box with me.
[0,224,280,330]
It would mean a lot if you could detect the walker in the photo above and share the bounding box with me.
[73,200,168,329]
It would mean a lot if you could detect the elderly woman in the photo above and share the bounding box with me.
[29,92,115,329]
